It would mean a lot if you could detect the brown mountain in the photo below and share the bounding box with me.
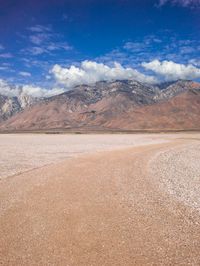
[0,80,200,131]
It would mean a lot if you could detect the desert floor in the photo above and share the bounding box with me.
[0,133,200,265]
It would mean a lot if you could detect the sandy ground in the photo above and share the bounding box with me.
[0,133,200,265]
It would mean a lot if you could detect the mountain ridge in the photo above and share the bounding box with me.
[0,79,200,131]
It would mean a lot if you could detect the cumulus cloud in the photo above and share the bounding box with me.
[142,60,200,81]
[51,60,157,88]
[158,0,200,7]
[21,85,64,98]
[0,79,20,97]
[189,59,200,67]
[0,79,64,98]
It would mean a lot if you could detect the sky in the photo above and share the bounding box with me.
[0,0,200,97]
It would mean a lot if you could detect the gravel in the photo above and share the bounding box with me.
[149,142,200,212]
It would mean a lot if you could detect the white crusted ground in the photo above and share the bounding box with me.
[0,133,174,179]
[150,142,200,212]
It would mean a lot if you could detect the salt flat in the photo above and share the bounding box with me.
[0,133,176,179]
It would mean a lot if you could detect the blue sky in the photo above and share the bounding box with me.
[0,0,200,95]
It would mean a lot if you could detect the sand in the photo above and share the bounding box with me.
[0,133,200,265]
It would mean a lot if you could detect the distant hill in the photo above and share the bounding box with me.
[0,80,200,131]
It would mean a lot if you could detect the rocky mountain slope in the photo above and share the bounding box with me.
[0,91,38,122]
[0,95,20,122]
[0,80,199,131]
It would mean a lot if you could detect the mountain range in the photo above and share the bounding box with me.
[0,79,200,132]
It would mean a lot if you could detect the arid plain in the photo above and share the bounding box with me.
[0,133,200,265]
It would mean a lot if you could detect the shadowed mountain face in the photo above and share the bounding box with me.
[0,80,200,131]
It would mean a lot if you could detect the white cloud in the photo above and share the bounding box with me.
[26,41,72,55]
[19,71,32,77]
[0,79,64,98]
[158,0,200,7]
[0,63,10,71]
[21,85,64,98]
[27,47,47,55]
[0,44,4,50]
[142,60,200,81]
[0,79,20,97]
[123,42,145,52]
[46,43,72,51]
[28,25,52,33]
[29,33,50,45]
[0,66,9,71]
[0,53,13,58]
[51,60,157,88]
[189,59,200,67]
[25,24,73,57]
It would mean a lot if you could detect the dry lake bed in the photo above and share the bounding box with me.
[0,133,175,179]
[0,133,200,265]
